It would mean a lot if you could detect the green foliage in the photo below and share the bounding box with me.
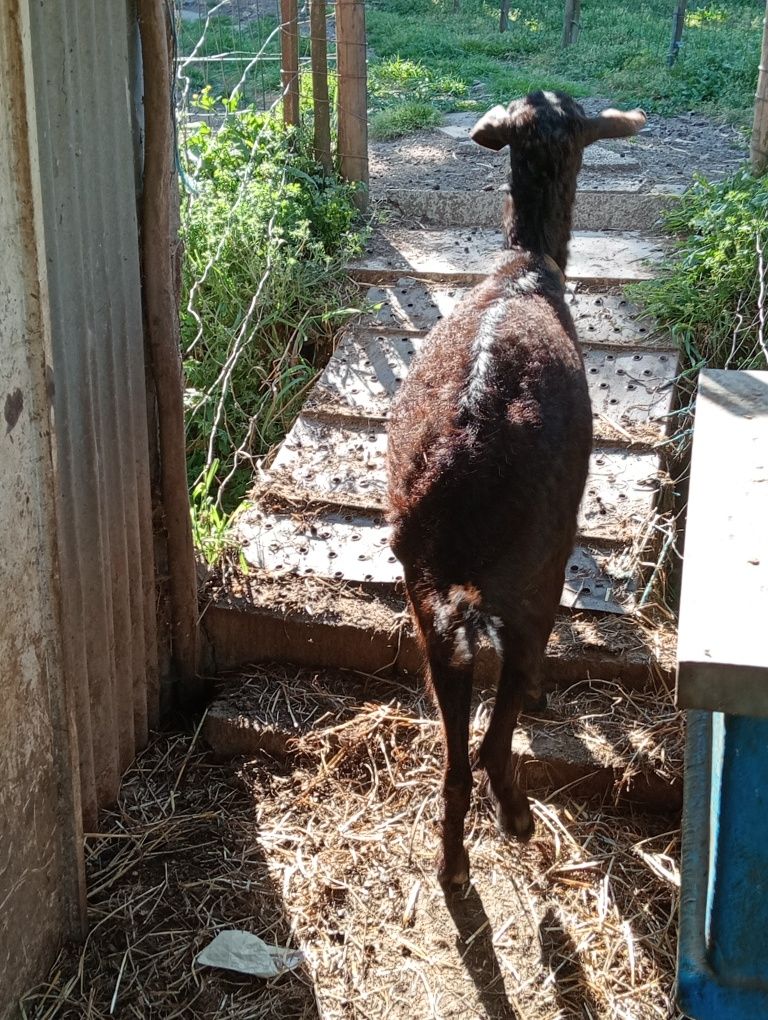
[370,101,443,140]
[190,460,247,568]
[181,94,364,514]
[366,0,761,124]
[633,171,768,374]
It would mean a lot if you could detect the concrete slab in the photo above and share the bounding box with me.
[677,370,768,716]
[201,577,673,690]
[202,670,680,811]
[304,329,677,435]
[349,228,665,285]
[375,187,677,232]
[360,278,670,348]
[266,414,661,544]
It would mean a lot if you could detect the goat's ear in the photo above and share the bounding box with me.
[470,105,512,151]
[583,108,646,145]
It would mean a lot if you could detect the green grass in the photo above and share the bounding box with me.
[633,170,768,376]
[366,0,762,127]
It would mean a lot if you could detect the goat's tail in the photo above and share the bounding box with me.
[418,583,503,666]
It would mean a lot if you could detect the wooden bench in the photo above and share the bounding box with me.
[677,369,768,1019]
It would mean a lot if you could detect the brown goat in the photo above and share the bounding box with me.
[387,91,646,889]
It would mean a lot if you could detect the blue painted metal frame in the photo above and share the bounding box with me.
[679,711,768,1017]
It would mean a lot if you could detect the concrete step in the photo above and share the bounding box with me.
[374,186,681,233]
[361,278,669,345]
[201,570,674,692]
[201,665,682,813]
[349,228,666,286]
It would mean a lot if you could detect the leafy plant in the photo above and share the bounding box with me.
[633,170,768,374]
[181,92,365,511]
[190,460,247,568]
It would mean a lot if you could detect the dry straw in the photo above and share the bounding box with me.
[23,664,685,1019]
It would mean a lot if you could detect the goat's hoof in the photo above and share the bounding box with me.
[437,848,470,891]
[497,800,535,842]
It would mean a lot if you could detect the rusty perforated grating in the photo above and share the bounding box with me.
[239,507,636,613]
[305,329,677,430]
[267,415,661,545]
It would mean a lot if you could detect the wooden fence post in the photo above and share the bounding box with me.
[336,0,369,208]
[752,1,768,175]
[500,0,510,33]
[668,0,688,67]
[280,0,300,127]
[311,0,333,173]
[562,0,581,47]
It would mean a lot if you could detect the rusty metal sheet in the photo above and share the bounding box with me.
[268,415,660,543]
[306,329,677,432]
[29,0,159,823]
[238,507,634,613]
[361,279,669,350]
[349,228,665,285]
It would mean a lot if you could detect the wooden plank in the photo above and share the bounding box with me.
[280,0,300,127]
[336,0,368,205]
[310,0,332,174]
[752,1,768,174]
[677,370,768,715]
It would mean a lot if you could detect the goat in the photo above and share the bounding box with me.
[386,91,646,889]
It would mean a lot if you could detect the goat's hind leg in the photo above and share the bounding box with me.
[409,586,474,889]
[478,639,535,842]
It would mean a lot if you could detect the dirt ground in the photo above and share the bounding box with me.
[23,665,684,1020]
[370,103,748,195]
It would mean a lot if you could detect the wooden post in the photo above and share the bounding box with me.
[561,0,581,47]
[500,0,510,33]
[752,1,768,175]
[668,0,688,67]
[136,0,199,690]
[280,0,300,127]
[311,0,333,174]
[336,0,368,208]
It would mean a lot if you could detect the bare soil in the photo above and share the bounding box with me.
[370,103,748,195]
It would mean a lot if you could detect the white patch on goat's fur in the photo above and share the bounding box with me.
[507,271,541,295]
[486,616,504,656]
[543,90,564,114]
[450,626,472,666]
[433,601,452,636]
[463,302,508,412]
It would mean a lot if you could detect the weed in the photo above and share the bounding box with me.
[633,170,768,375]
[181,93,364,513]
[370,101,443,140]
[190,460,247,568]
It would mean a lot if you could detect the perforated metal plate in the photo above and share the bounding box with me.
[305,329,677,433]
[238,507,635,613]
[267,415,660,544]
[361,279,668,349]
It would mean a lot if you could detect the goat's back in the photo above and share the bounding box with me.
[387,253,592,605]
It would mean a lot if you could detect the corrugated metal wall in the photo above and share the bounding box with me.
[28,0,162,827]
[0,3,86,1010]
